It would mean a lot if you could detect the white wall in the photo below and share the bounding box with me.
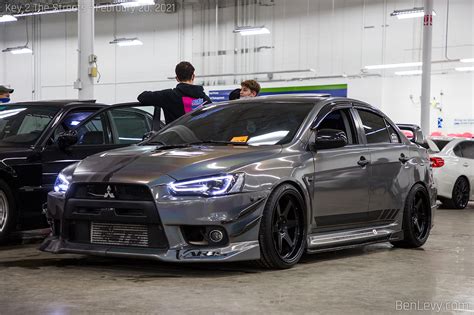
[0,0,473,134]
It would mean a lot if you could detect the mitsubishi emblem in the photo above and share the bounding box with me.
[104,185,115,199]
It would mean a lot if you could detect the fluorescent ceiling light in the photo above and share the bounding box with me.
[233,26,270,36]
[2,46,33,54]
[455,67,474,72]
[460,58,474,63]
[121,0,155,8]
[0,15,17,23]
[365,62,422,70]
[391,7,436,19]
[395,70,423,76]
[110,38,143,46]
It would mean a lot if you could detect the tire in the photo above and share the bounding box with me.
[257,184,306,269]
[441,177,470,209]
[391,183,431,248]
[0,179,16,243]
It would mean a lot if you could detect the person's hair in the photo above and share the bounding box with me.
[241,80,261,95]
[175,61,195,82]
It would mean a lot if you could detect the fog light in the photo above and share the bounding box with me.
[209,230,224,243]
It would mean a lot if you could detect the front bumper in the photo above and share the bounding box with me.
[40,237,260,262]
[41,186,269,263]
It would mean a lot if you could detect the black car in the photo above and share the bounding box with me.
[0,100,159,240]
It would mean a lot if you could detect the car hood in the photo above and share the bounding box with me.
[72,145,281,184]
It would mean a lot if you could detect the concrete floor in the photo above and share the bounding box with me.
[1,204,473,314]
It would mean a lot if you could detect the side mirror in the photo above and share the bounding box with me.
[142,131,157,141]
[312,129,348,150]
[57,131,78,150]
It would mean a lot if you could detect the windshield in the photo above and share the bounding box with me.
[0,105,60,146]
[146,102,315,146]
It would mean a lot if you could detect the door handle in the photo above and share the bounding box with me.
[399,153,410,164]
[357,156,370,167]
[463,163,469,167]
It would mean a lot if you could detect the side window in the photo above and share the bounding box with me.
[316,109,357,145]
[385,121,401,143]
[52,109,98,143]
[110,108,152,144]
[453,144,463,157]
[17,114,51,134]
[357,109,391,144]
[75,113,109,145]
[460,142,474,159]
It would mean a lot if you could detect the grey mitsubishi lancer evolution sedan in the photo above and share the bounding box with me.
[41,95,437,269]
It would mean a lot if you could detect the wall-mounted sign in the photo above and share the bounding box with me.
[437,117,443,129]
[454,119,474,126]
[209,84,348,102]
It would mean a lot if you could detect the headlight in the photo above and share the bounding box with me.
[54,173,71,194]
[168,173,245,197]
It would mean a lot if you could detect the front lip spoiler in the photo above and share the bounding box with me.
[40,237,260,262]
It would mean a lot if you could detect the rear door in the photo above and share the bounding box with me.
[354,107,410,224]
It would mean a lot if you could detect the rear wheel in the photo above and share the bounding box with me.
[391,184,431,248]
[0,180,16,243]
[257,184,306,269]
[441,177,470,209]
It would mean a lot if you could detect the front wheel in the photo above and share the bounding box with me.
[391,183,431,248]
[257,184,306,269]
[0,180,16,243]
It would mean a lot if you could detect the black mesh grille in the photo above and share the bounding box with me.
[71,183,153,201]
[64,183,168,249]
[91,222,150,247]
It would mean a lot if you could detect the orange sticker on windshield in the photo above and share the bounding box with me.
[231,136,249,143]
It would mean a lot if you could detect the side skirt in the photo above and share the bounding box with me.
[306,223,399,253]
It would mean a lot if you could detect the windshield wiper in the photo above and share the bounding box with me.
[152,140,249,151]
[153,144,193,150]
[188,140,249,146]
[145,141,166,145]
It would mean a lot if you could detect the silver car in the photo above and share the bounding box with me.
[41,95,437,269]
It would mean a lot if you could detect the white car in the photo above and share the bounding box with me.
[425,137,474,209]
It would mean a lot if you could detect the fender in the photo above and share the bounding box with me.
[0,161,18,184]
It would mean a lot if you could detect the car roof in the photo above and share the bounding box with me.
[428,137,474,149]
[227,94,375,107]
[9,100,106,107]
[429,137,462,142]
[228,94,331,103]
[222,95,387,120]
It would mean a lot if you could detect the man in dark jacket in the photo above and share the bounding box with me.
[138,62,211,125]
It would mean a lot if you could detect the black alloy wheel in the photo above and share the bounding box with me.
[258,184,306,269]
[0,180,16,243]
[411,190,430,242]
[391,183,431,248]
[271,193,303,260]
[451,177,470,209]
